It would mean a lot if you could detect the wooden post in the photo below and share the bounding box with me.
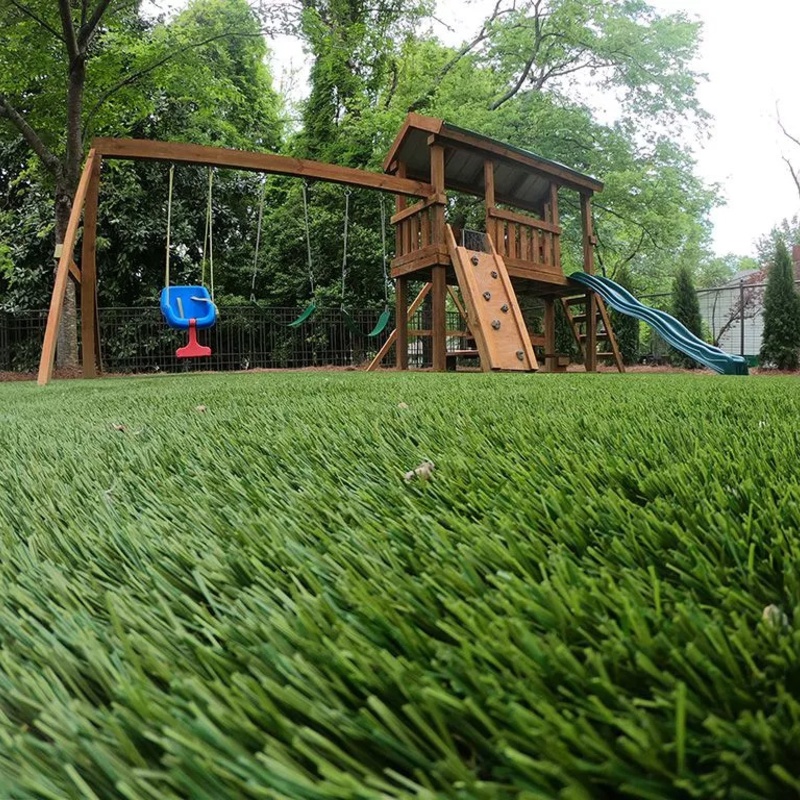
[429,141,447,371]
[484,160,495,247]
[585,292,597,372]
[432,265,447,371]
[581,192,597,372]
[37,150,97,386]
[580,192,595,275]
[81,155,101,378]
[429,143,445,245]
[550,183,561,271]
[396,276,409,369]
[544,296,556,372]
[394,162,407,258]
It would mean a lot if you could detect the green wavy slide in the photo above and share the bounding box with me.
[569,272,749,375]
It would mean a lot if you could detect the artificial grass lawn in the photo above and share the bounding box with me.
[0,371,799,799]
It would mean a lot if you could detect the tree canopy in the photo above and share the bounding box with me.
[0,0,724,329]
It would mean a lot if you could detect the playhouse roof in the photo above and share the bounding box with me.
[383,114,603,212]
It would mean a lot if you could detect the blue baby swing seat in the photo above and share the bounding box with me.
[160,286,217,330]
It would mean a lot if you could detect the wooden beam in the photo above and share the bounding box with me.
[390,193,447,224]
[92,138,432,198]
[432,266,447,371]
[487,206,561,235]
[68,260,81,284]
[81,154,101,379]
[37,150,98,386]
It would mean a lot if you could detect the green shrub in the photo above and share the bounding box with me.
[670,266,703,367]
[759,238,800,370]
[610,263,640,364]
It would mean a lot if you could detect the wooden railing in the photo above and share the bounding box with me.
[391,194,446,261]
[487,207,561,271]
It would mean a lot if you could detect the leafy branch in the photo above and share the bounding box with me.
[82,28,271,136]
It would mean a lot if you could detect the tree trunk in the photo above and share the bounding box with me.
[55,53,86,370]
[55,183,79,369]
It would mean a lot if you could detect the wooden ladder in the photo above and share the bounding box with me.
[561,293,625,372]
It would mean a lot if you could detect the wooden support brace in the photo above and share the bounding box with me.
[367,282,432,371]
[37,150,98,386]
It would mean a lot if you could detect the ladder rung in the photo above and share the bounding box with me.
[597,351,618,359]
[564,296,587,305]
[571,313,602,324]
[579,333,610,340]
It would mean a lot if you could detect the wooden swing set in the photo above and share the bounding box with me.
[37,113,623,385]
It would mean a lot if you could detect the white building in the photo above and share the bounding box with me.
[697,245,800,362]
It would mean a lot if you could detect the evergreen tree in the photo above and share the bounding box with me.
[759,239,800,370]
[670,266,703,367]
[610,264,640,364]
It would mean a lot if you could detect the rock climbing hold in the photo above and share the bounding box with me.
[516,350,524,360]
[501,304,509,313]
[471,255,480,266]
[483,291,491,301]
[491,270,498,279]
[491,320,501,330]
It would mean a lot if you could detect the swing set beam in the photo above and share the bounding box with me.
[92,138,433,197]
[37,139,435,386]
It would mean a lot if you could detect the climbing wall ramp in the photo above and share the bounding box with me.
[446,226,538,371]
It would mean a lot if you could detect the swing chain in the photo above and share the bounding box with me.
[301,180,315,296]
[341,187,352,307]
[250,175,267,303]
[379,195,389,310]
[201,168,215,303]
[164,165,175,300]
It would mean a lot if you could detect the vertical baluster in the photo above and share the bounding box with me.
[520,224,531,262]
[410,211,420,251]
[532,227,541,264]
[421,206,431,247]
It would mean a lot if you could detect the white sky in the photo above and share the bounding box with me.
[269,0,800,258]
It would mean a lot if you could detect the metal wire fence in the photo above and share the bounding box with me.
[2,279,791,375]
[0,303,470,375]
[637,279,795,365]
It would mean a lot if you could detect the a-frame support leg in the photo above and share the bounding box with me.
[37,150,98,386]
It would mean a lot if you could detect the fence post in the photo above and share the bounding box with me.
[739,279,745,357]
[0,312,7,371]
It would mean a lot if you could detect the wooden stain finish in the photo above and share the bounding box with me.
[39,114,618,382]
[94,138,432,198]
[37,150,98,386]
[80,154,101,379]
